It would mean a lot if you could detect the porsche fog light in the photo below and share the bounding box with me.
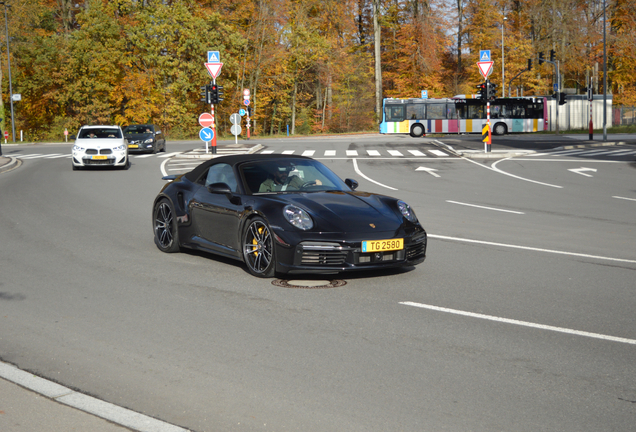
[397,200,418,223]
[283,205,313,230]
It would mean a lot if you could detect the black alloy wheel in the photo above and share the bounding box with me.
[154,199,180,253]
[243,217,276,277]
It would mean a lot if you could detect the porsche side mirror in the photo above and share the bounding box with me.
[207,182,232,195]
[345,178,358,190]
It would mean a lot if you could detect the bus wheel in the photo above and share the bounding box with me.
[410,124,425,138]
[493,123,507,136]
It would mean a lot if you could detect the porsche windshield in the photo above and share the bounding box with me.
[241,158,350,195]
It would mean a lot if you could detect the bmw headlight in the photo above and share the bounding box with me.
[114,144,127,151]
[283,205,313,230]
[397,200,418,223]
[72,145,84,152]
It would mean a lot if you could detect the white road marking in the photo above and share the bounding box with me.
[367,150,381,156]
[399,302,636,345]
[415,166,440,177]
[346,150,359,156]
[157,152,183,158]
[446,200,524,214]
[16,154,42,159]
[44,154,68,158]
[260,150,275,154]
[352,159,397,190]
[429,149,448,156]
[324,150,336,156]
[568,167,597,177]
[488,158,563,188]
[613,196,636,202]
[388,150,403,156]
[408,150,426,156]
[549,149,586,156]
[302,150,315,157]
[134,154,155,158]
[428,233,636,264]
[282,150,295,154]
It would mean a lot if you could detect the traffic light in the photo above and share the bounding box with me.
[527,59,532,71]
[209,84,219,104]
[538,52,544,65]
[486,81,497,101]
[550,49,555,62]
[476,82,487,101]
[559,92,567,105]
[200,85,212,104]
[216,85,224,103]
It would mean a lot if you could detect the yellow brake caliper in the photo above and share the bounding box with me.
[253,226,265,256]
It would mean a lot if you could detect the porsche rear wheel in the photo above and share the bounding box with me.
[243,217,276,278]
[154,199,180,253]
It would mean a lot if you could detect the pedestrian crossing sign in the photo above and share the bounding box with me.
[207,51,220,62]
[480,50,491,62]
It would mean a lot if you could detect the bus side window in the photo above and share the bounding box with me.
[386,105,406,122]
[446,104,457,119]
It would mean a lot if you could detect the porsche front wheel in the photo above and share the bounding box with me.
[154,199,180,253]
[243,217,276,278]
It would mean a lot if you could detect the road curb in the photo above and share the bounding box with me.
[0,360,191,432]
[0,156,21,173]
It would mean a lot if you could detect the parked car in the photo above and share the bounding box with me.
[124,124,166,153]
[71,125,129,170]
[152,154,427,278]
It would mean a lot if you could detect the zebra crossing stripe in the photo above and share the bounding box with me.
[429,150,448,156]
[302,150,315,157]
[408,150,426,156]
[346,150,358,156]
[324,150,336,156]
[282,150,295,155]
[157,152,183,158]
[367,150,381,156]
[388,150,403,156]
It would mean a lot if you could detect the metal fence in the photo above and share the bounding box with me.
[613,106,636,126]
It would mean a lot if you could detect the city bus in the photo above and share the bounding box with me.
[380,96,548,137]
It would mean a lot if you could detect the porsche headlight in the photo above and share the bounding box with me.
[397,200,418,223]
[283,205,313,230]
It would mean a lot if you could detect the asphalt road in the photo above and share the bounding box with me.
[1,135,635,431]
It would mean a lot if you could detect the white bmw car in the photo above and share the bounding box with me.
[72,125,130,170]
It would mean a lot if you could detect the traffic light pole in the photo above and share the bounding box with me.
[211,79,217,155]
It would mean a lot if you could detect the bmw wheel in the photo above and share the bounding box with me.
[243,217,276,278]
[154,198,180,253]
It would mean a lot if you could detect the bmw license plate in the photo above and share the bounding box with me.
[128,144,139,149]
[362,238,403,253]
[92,155,108,160]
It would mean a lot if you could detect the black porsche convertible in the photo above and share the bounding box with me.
[152,154,427,277]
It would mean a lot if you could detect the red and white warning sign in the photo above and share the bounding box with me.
[477,61,494,79]
[205,63,223,79]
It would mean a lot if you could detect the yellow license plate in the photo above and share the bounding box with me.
[91,155,108,160]
[128,144,138,149]
[362,238,403,253]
